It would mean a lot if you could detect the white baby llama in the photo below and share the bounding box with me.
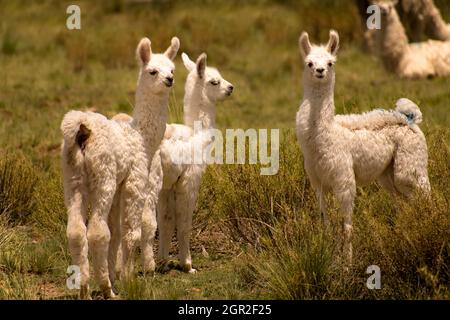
[157,52,233,273]
[296,30,430,263]
[375,1,450,79]
[61,36,179,299]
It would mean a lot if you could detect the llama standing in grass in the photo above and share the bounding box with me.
[61,36,179,299]
[296,30,430,263]
[375,1,450,79]
[157,52,233,273]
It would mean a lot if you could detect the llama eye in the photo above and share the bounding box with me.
[328,62,333,67]
[210,80,219,86]
[307,62,313,68]
[149,70,158,76]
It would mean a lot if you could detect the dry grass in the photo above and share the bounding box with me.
[0,0,448,299]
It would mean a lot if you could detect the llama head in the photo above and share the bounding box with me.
[136,37,180,93]
[299,30,339,83]
[182,52,234,102]
[376,0,399,20]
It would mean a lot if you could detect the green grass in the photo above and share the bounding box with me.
[0,0,449,299]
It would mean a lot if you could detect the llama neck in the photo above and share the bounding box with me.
[379,13,409,70]
[183,83,216,130]
[132,82,169,149]
[302,73,335,126]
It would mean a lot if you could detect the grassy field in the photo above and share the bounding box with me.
[0,0,449,299]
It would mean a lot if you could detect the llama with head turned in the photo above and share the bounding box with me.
[157,52,233,273]
[112,52,233,273]
[61,36,179,299]
[296,29,430,263]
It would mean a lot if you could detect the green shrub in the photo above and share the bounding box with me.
[202,129,449,299]
[0,153,38,223]
[32,172,66,233]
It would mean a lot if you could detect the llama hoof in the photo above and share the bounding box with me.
[187,268,197,274]
[140,269,155,277]
[79,284,91,300]
[112,285,120,296]
[182,263,197,274]
[143,261,156,276]
[156,259,174,273]
[100,285,116,300]
[105,290,116,300]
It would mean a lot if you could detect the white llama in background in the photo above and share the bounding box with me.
[296,30,430,263]
[374,1,450,79]
[158,52,233,273]
[400,0,450,41]
[361,0,450,52]
[61,36,179,298]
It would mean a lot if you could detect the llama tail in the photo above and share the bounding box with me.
[395,98,423,125]
[60,110,94,178]
[61,110,92,151]
[61,111,93,229]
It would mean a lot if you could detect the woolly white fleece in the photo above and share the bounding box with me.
[157,52,233,273]
[60,37,179,299]
[296,30,430,263]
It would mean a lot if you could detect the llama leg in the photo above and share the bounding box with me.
[139,152,164,274]
[394,170,430,196]
[63,158,90,299]
[141,154,163,275]
[119,171,146,279]
[175,178,200,273]
[87,184,116,299]
[115,244,123,276]
[304,160,328,224]
[141,197,157,274]
[335,184,356,265]
[393,147,431,197]
[66,188,90,299]
[107,191,121,291]
[317,188,329,226]
[377,162,401,195]
[157,189,176,263]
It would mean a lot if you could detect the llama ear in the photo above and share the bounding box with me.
[196,53,207,79]
[299,32,311,58]
[137,37,152,67]
[164,37,180,61]
[327,30,339,56]
[181,52,195,72]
